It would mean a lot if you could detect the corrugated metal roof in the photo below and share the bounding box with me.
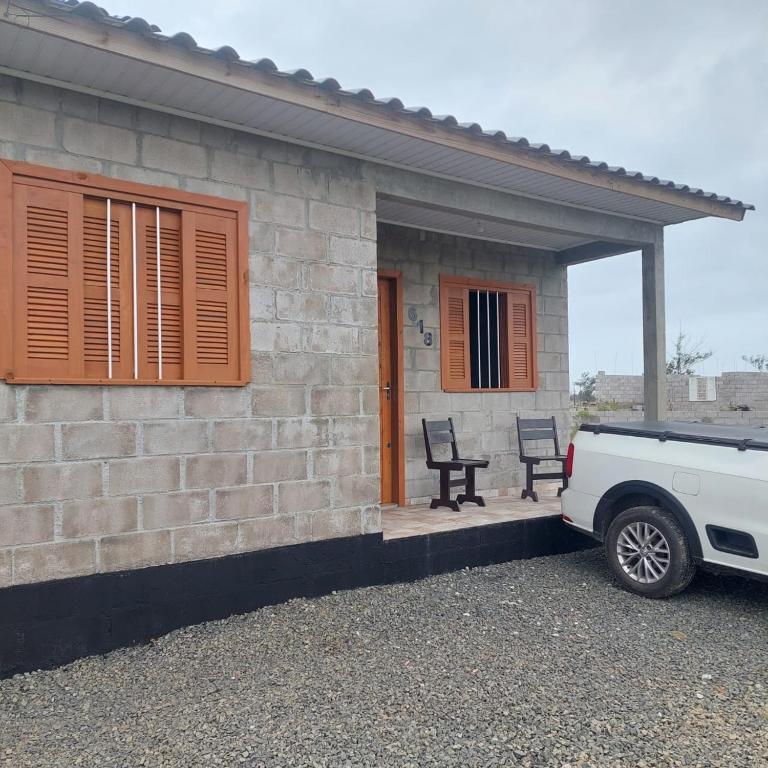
[6,0,755,216]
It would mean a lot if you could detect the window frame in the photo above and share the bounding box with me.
[0,160,251,386]
[439,273,538,393]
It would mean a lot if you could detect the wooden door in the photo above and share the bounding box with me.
[377,275,399,504]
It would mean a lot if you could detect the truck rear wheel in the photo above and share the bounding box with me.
[605,506,696,598]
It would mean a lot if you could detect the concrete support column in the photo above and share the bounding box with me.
[641,237,667,421]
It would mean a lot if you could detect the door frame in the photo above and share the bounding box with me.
[377,269,406,507]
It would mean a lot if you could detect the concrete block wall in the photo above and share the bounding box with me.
[595,370,768,413]
[594,372,644,404]
[0,75,380,587]
[713,372,768,410]
[377,224,570,503]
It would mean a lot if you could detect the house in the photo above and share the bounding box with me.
[0,1,753,674]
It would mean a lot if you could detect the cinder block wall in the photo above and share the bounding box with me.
[595,370,768,412]
[377,224,570,503]
[594,371,644,404]
[0,75,380,587]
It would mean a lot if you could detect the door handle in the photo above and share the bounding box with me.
[382,382,391,401]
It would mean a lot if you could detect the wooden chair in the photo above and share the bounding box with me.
[422,418,489,511]
[516,416,567,502]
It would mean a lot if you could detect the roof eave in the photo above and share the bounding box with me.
[1,1,754,223]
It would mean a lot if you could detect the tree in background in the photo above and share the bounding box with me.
[742,354,768,372]
[666,331,713,375]
[574,371,597,403]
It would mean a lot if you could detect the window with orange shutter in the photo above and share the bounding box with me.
[0,161,250,385]
[439,274,537,393]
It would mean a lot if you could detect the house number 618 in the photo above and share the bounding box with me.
[409,307,433,347]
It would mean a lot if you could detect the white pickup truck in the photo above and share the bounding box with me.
[561,421,768,598]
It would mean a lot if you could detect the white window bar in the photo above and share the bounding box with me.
[105,198,113,379]
[496,292,501,388]
[475,290,481,388]
[131,203,138,379]
[486,290,491,389]
[155,206,163,380]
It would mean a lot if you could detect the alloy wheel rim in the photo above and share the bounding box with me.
[616,521,670,584]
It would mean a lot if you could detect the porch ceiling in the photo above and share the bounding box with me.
[377,197,593,252]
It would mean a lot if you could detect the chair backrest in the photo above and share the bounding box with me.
[516,416,560,458]
[422,418,459,463]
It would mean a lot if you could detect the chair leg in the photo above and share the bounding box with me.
[521,462,538,502]
[457,466,485,507]
[430,468,460,512]
[557,467,568,497]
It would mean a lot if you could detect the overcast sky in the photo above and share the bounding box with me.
[117,0,766,380]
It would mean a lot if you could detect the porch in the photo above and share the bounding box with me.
[373,167,673,516]
[382,485,562,540]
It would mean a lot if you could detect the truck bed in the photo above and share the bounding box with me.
[578,420,768,452]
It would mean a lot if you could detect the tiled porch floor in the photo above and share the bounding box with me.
[382,485,562,540]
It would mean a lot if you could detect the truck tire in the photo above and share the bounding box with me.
[605,505,696,598]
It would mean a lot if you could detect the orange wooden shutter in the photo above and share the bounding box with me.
[12,183,84,380]
[508,289,535,389]
[0,162,11,378]
[2,162,248,385]
[182,209,240,382]
[136,205,184,381]
[440,280,471,391]
[82,197,133,380]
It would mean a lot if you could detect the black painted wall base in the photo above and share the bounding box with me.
[0,515,591,678]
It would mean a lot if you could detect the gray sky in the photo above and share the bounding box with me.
[117,0,766,380]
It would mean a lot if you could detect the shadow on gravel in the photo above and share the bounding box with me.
[551,546,768,613]
[685,567,768,607]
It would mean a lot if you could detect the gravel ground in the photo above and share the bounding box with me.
[1,549,766,768]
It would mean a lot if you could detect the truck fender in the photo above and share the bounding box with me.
[593,480,703,560]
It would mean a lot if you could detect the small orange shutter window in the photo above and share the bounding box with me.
[439,274,537,392]
[12,183,84,380]
[440,281,471,390]
[182,210,240,382]
[509,289,535,389]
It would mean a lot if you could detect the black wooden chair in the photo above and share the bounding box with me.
[516,416,567,502]
[422,418,489,511]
